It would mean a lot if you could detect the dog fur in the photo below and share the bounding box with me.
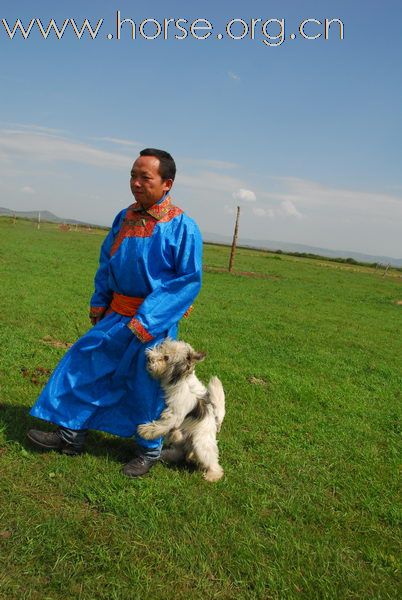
[137,339,225,482]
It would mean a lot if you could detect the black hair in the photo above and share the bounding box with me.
[140,148,176,181]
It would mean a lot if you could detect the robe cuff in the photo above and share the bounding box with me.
[89,306,107,319]
[183,304,194,318]
[127,318,154,343]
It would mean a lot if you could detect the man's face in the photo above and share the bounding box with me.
[130,155,172,209]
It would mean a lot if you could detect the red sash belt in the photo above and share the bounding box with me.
[110,292,193,320]
[110,292,144,317]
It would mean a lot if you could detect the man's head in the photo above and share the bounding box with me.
[130,148,176,209]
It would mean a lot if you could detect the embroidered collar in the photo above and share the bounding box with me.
[131,195,172,220]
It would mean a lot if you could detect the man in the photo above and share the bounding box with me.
[27,148,203,477]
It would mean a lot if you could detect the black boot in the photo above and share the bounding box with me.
[27,429,83,456]
[122,454,158,477]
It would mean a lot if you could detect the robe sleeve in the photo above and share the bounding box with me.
[89,209,125,319]
[127,216,203,342]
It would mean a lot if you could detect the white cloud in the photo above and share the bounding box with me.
[278,200,302,218]
[260,176,402,222]
[233,188,256,202]
[252,207,275,218]
[228,71,240,81]
[21,186,35,194]
[1,123,68,136]
[93,136,143,148]
[224,204,235,215]
[0,127,132,170]
[177,171,245,194]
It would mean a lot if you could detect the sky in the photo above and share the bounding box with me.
[0,0,401,258]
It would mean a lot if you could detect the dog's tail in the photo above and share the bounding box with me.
[207,376,225,432]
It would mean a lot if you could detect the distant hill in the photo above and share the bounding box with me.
[204,232,402,268]
[0,207,103,228]
[1,206,400,267]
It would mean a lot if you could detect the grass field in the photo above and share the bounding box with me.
[0,217,401,599]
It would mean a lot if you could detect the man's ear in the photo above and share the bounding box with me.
[163,178,173,193]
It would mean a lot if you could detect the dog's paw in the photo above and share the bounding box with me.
[137,422,158,440]
[203,466,224,482]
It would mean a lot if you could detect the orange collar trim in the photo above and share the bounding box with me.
[131,196,172,221]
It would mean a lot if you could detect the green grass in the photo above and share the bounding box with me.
[0,217,401,599]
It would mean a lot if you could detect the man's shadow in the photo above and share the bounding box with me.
[0,403,196,473]
[0,402,142,463]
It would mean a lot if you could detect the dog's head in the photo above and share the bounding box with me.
[146,338,206,384]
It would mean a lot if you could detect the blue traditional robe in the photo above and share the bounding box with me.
[29,195,203,448]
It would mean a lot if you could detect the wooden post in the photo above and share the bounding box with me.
[37,211,41,230]
[229,206,240,273]
[13,212,16,225]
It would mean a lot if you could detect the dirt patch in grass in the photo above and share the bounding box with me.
[0,530,12,539]
[204,265,280,280]
[41,335,73,349]
[248,376,269,387]
[21,366,51,385]
[394,300,402,305]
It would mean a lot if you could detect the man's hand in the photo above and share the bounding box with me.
[89,307,107,325]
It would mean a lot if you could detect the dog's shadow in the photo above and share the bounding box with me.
[0,402,148,463]
[159,448,199,475]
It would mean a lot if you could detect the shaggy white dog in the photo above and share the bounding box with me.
[137,339,225,482]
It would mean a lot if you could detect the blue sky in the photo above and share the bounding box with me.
[1,0,401,257]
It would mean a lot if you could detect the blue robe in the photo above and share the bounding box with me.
[29,196,203,449]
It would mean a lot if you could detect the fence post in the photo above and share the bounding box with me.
[229,206,240,273]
